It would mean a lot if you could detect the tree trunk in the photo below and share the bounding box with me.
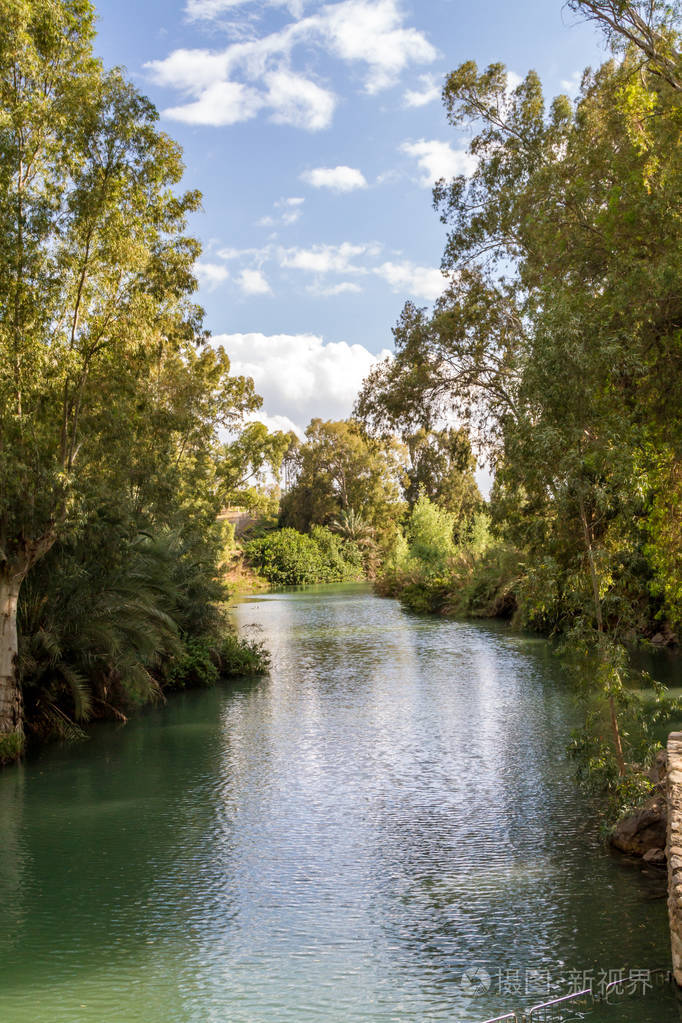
[0,569,25,762]
[578,493,626,777]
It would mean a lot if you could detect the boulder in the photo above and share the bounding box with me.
[648,749,669,784]
[610,793,668,856]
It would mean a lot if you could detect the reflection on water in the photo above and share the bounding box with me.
[0,584,678,1021]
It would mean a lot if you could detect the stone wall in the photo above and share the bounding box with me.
[667,732,682,985]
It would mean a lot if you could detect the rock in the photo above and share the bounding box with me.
[610,794,667,856]
[648,749,668,784]
[643,847,666,866]
[650,627,679,647]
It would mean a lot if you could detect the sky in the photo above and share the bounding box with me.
[92,0,606,446]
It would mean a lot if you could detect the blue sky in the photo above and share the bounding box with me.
[93,0,605,440]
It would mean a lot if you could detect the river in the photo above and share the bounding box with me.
[0,584,679,1021]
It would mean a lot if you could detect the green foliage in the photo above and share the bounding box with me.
[215,632,270,677]
[356,1,682,819]
[404,427,482,526]
[279,418,406,540]
[18,516,270,740]
[0,2,271,750]
[244,526,364,586]
[567,666,682,822]
[378,496,493,613]
[0,731,24,765]
[166,636,219,691]
[219,423,297,510]
[404,496,457,574]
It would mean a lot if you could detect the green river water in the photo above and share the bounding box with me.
[0,584,680,1022]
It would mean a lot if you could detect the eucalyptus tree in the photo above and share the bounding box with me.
[0,0,258,756]
[279,419,407,536]
[568,0,682,90]
[357,5,681,774]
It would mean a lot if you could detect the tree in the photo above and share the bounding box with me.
[0,0,258,756]
[404,427,482,529]
[279,419,406,535]
[356,6,682,775]
[219,422,297,511]
[568,0,682,90]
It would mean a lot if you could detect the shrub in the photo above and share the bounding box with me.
[244,526,363,585]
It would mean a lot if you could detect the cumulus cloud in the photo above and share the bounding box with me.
[164,80,264,126]
[403,73,441,108]
[400,138,476,186]
[146,0,436,130]
[560,70,582,96]
[195,261,230,289]
[196,239,443,301]
[307,280,363,296]
[279,241,379,274]
[374,260,444,301]
[186,0,253,17]
[237,268,272,294]
[301,165,367,192]
[215,331,391,428]
[506,70,523,93]
[248,410,304,438]
[318,0,437,93]
[256,196,305,228]
[264,69,336,129]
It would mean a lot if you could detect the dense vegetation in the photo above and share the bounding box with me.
[2,0,681,818]
[245,526,364,586]
[0,0,289,760]
[354,0,682,811]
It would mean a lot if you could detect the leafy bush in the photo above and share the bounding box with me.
[18,515,270,742]
[405,496,457,575]
[166,636,219,690]
[216,632,270,676]
[244,526,363,585]
[377,498,502,614]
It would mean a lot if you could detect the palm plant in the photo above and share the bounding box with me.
[18,527,183,739]
[330,507,375,546]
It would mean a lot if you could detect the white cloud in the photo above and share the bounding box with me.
[560,70,582,96]
[217,245,266,260]
[145,48,230,93]
[403,73,441,108]
[318,0,437,93]
[164,80,264,125]
[186,0,251,17]
[248,410,305,438]
[256,197,306,229]
[307,281,363,296]
[400,138,476,186]
[281,209,302,225]
[374,260,444,301]
[237,268,272,294]
[215,331,391,428]
[200,240,442,301]
[195,261,230,289]
[147,0,436,130]
[506,70,523,93]
[301,165,367,192]
[264,69,336,130]
[279,241,379,274]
